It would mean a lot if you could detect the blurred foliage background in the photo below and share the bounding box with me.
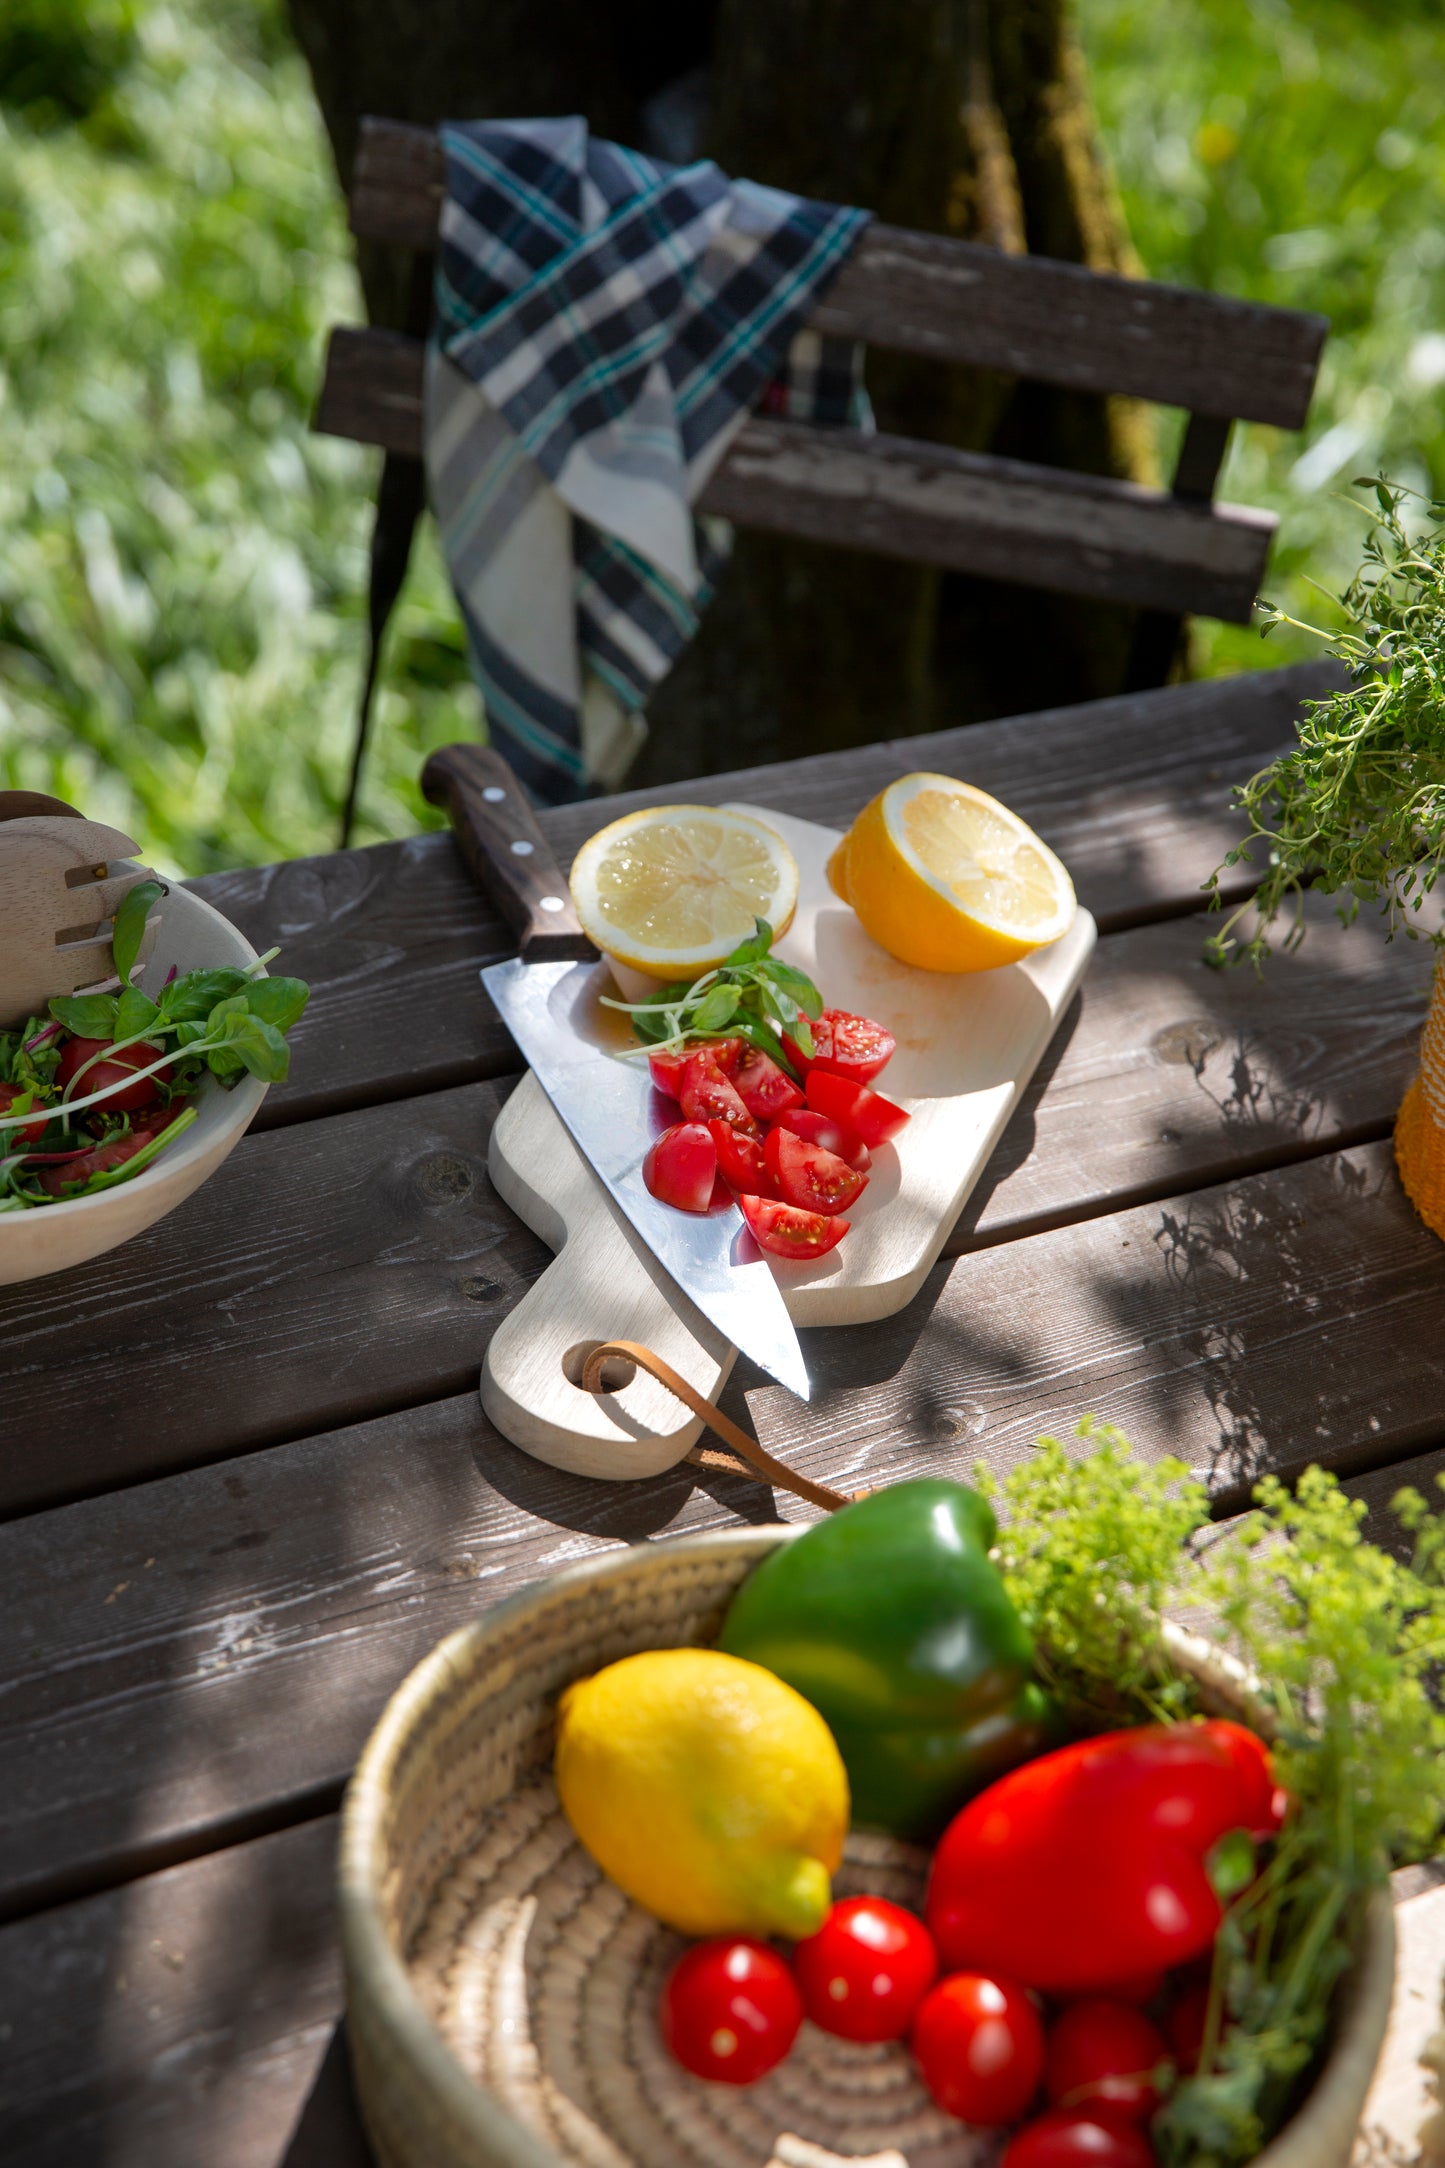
[1,0,1442,874]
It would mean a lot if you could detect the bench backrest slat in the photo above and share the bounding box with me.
[351,117,1326,430]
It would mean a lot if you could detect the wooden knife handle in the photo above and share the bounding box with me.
[420,744,596,962]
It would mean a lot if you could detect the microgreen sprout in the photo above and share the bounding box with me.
[599,918,824,1076]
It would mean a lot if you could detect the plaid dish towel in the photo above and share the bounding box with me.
[425,117,872,803]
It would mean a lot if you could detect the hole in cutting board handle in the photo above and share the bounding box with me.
[561,1340,638,1394]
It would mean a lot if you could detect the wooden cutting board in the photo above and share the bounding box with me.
[483,804,1096,1479]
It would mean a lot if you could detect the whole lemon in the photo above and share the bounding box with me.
[554,1647,848,1939]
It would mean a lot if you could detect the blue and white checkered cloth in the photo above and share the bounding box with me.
[425,117,872,803]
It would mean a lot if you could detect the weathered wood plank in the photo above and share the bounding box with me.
[349,117,1325,427]
[193,660,1347,1130]
[0,1817,340,2168]
[3,1140,1443,1918]
[317,328,1274,622]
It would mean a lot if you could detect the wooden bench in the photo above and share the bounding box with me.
[315,117,1328,821]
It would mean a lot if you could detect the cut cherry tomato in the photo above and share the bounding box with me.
[0,1082,49,1147]
[781,1015,830,1077]
[811,1009,896,1085]
[731,1044,804,1122]
[659,1938,802,2085]
[764,1125,867,1214]
[805,1066,909,1148]
[738,1193,849,1259]
[1044,1999,1167,2121]
[794,1897,938,2043]
[36,1129,152,1197]
[679,1053,758,1136]
[912,1972,1044,2125]
[708,1118,774,1196]
[773,1106,870,1172]
[1003,2111,1156,2168]
[648,1038,744,1099]
[54,1036,172,1113]
[643,1121,717,1213]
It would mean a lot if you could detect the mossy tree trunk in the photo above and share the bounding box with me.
[285,0,1158,785]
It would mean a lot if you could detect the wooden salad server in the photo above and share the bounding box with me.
[0,793,162,1028]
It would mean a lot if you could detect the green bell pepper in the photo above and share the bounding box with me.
[718,1478,1053,1841]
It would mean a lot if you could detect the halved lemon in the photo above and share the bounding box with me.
[827,773,1075,973]
[570,805,799,981]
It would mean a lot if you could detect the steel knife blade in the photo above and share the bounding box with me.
[481,954,810,1400]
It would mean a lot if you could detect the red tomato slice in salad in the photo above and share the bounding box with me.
[0,1083,49,1148]
[679,1053,758,1136]
[810,1009,896,1085]
[738,1193,849,1259]
[643,1121,717,1213]
[730,1044,804,1122]
[773,1106,871,1172]
[805,1066,910,1147]
[708,1119,774,1196]
[54,1035,172,1113]
[764,1125,867,1214]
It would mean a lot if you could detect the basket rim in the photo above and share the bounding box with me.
[338,1523,1396,2168]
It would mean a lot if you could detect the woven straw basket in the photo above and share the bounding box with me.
[1397,958,1445,1241]
[339,1527,1396,2168]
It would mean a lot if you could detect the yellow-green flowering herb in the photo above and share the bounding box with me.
[983,1429,1445,2168]
[1206,480,1445,969]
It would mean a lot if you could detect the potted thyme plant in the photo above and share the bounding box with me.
[1207,481,1445,1237]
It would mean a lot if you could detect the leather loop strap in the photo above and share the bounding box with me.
[578,1340,856,1512]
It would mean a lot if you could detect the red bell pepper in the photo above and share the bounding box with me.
[926,1719,1282,1993]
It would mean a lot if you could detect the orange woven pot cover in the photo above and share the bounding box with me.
[1396,958,1445,1240]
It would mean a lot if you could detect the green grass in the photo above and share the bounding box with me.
[1,0,1442,871]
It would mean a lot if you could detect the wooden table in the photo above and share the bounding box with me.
[4,657,1444,2167]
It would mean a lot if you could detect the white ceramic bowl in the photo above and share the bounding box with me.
[0,879,270,1285]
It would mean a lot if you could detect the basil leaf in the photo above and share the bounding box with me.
[724,919,773,969]
[111,880,166,988]
[173,1018,209,1049]
[692,985,741,1034]
[242,976,309,1034]
[788,1014,816,1061]
[49,993,119,1037]
[760,959,824,1020]
[115,986,160,1040]
[160,967,249,1023]
[205,1011,290,1083]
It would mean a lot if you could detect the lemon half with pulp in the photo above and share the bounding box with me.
[827,773,1075,973]
[570,805,799,981]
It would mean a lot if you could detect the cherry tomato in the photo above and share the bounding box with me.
[54,1035,172,1113]
[764,1125,867,1214]
[0,1082,49,1147]
[731,1045,804,1123]
[738,1193,850,1259]
[794,1897,938,2043]
[912,1972,1044,2125]
[773,1106,871,1172]
[708,1119,774,1196]
[1167,1981,1211,2073]
[781,1016,830,1077]
[1045,1999,1167,2120]
[36,1130,152,1197]
[1003,2111,1155,2168]
[811,1009,896,1086]
[805,1067,909,1148]
[659,1938,803,2085]
[679,1054,758,1137]
[648,1038,744,1100]
[643,1121,717,1213]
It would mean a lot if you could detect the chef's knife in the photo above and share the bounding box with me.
[422,744,810,1401]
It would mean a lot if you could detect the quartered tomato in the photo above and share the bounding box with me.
[54,1035,171,1113]
[0,1082,49,1147]
[643,1121,717,1213]
[648,1037,743,1099]
[781,1017,828,1077]
[660,1938,803,2085]
[811,1009,896,1085]
[806,1066,910,1148]
[708,1118,774,1196]
[679,1053,758,1136]
[731,1044,804,1122]
[764,1125,867,1214]
[738,1193,849,1259]
[1044,1999,1167,2120]
[773,1106,871,1172]
[1003,2112,1156,2168]
[794,1897,938,2043]
[912,1972,1044,2125]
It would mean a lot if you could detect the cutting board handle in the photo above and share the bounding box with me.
[420,743,596,962]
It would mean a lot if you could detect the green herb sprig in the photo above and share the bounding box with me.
[1207,480,1445,969]
[599,918,824,1076]
[982,1427,1445,2168]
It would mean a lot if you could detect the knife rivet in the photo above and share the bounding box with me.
[511,839,535,857]
[538,895,566,912]
[483,786,506,802]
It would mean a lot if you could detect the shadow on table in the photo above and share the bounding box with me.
[280,2024,374,2167]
